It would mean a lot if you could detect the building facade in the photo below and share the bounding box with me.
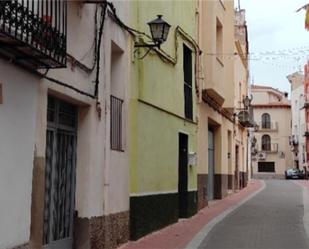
[287,72,306,169]
[251,85,293,178]
[129,0,198,240]
[0,1,130,249]
[196,0,252,211]
[0,1,253,248]
[303,61,309,168]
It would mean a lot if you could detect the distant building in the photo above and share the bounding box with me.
[303,62,309,169]
[287,72,306,169]
[251,85,293,178]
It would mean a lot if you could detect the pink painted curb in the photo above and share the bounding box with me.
[119,180,263,249]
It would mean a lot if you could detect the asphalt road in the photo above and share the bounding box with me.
[199,180,309,249]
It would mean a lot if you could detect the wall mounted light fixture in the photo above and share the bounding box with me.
[135,15,171,49]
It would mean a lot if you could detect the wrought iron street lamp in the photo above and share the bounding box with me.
[242,95,253,109]
[135,15,171,49]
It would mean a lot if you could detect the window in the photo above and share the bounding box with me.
[216,18,223,62]
[261,113,271,129]
[110,95,123,151]
[183,44,193,120]
[258,162,275,172]
[261,135,271,151]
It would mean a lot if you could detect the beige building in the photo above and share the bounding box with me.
[251,85,293,178]
[197,1,252,210]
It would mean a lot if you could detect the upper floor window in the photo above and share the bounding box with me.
[261,113,271,129]
[216,18,223,62]
[261,135,271,151]
[110,95,123,151]
[183,44,193,120]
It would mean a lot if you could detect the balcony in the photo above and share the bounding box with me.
[0,0,67,69]
[302,124,309,137]
[258,143,278,153]
[301,93,309,109]
[289,135,299,146]
[238,110,254,128]
[256,121,278,132]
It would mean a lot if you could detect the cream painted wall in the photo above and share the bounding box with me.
[0,60,39,248]
[34,1,130,219]
[252,106,293,176]
[199,0,235,105]
[197,103,234,175]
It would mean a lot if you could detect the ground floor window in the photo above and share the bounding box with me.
[258,162,275,172]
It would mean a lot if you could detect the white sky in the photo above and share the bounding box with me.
[237,0,309,94]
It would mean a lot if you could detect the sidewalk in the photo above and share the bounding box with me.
[119,180,263,249]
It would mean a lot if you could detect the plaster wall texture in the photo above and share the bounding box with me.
[197,103,234,176]
[198,0,235,106]
[129,0,198,195]
[0,60,39,248]
[34,1,130,219]
[197,0,249,181]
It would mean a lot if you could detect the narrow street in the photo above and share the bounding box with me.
[199,180,309,249]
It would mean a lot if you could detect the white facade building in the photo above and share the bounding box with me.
[251,85,293,178]
[287,72,307,169]
[0,2,130,249]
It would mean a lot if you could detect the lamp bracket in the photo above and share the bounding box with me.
[134,42,161,49]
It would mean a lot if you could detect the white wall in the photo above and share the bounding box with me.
[291,84,306,167]
[0,60,39,248]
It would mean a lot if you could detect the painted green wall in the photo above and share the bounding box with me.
[129,0,198,194]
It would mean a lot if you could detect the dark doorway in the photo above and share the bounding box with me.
[208,128,215,201]
[258,162,275,172]
[235,145,239,190]
[178,133,188,218]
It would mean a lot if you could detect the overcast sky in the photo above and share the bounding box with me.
[237,0,309,94]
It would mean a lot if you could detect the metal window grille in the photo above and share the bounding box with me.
[261,135,271,151]
[261,113,271,129]
[110,95,123,151]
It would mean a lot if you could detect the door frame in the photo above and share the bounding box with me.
[43,96,78,249]
[207,127,215,201]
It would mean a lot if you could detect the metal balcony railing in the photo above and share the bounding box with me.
[301,123,309,137]
[300,93,309,108]
[256,121,278,131]
[258,143,278,153]
[0,0,67,69]
[289,135,299,146]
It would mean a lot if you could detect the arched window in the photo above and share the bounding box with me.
[262,135,271,151]
[261,113,271,129]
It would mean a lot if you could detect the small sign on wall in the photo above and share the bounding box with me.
[0,83,2,104]
[188,152,197,166]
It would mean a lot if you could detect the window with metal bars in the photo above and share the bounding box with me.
[110,95,123,151]
[183,44,193,120]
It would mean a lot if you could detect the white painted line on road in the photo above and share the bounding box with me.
[294,181,309,240]
[185,180,266,249]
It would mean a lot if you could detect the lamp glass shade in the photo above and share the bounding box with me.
[162,23,171,42]
[243,96,251,108]
[148,15,171,44]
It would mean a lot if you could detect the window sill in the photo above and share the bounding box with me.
[111,148,125,153]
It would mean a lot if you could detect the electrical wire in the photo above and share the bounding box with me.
[94,2,107,98]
